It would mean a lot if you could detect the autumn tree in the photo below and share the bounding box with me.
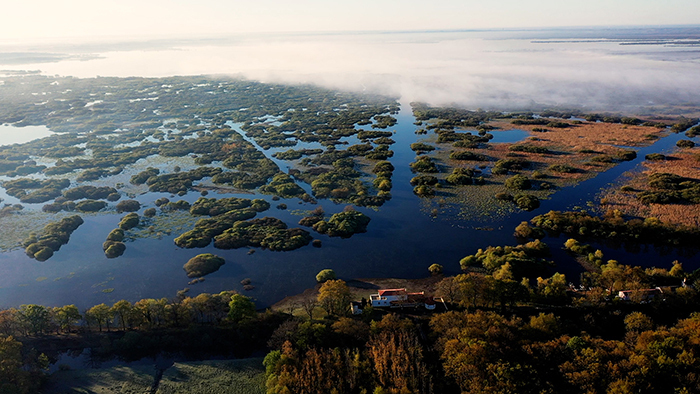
[110,300,133,330]
[0,335,44,393]
[85,303,112,332]
[368,315,433,393]
[317,279,352,317]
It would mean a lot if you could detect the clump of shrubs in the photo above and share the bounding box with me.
[213,217,312,251]
[645,153,666,161]
[116,199,141,213]
[413,185,436,197]
[410,142,435,152]
[505,174,531,190]
[410,156,438,173]
[119,213,140,230]
[75,200,107,212]
[449,151,487,161]
[492,159,529,175]
[24,215,84,261]
[103,241,126,258]
[184,253,225,277]
[312,210,371,238]
[548,164,578,174]
[316,269,337,282]
[63,186,118,201]
[514,194,540,211]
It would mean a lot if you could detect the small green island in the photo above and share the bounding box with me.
[183,253,226,278]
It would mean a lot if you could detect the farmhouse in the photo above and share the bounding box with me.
[369,288,437,310]
[618,287,663,302]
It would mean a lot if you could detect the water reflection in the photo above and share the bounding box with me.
[0,124,54,145]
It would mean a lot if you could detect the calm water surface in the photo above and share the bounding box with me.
[0,124,54,145]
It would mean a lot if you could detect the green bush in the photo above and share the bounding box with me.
[428,264,443,276]
[505,174,531,190]
[514,194,540,211]
[184,253,226,277]
[312,210,371,238]
[75,199,107,212]
[103,241,127,258]
[677,140,695,148]
[413,185,436,197]
[316,269,337,283]
[509,145,550,154]
[548,164,577,173]
[116,199,141,213]
[446,173,472,185]
[449,151,487,161]
[107,228,125,241]
[410,175,439,186]
[410,156,438,173]
[119,213,140,230]
[645,153,666,161]
[410,142,435,152]
[214,217,312,251]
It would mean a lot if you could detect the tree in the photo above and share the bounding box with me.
[435,276,461,303]
[535,273,569,305]
[624,312,654,333]
[315,268,337,283]
[428,263,443,276]
[85,303,112,332]
[670,260,684,278]
[300,298,318,320]
[110,300,133,330]
[228,294,256,323]
[17,304,50,336]
[52,305,81,333]
[0,335,35,393]
[318,279,352,317]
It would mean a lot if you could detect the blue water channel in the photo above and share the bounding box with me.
[0,104,698,310]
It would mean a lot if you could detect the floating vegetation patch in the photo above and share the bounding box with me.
[129,210,199,240]
[0,211,73,251]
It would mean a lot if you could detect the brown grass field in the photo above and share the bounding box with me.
[599,149,700,227]
[416,119,669,220]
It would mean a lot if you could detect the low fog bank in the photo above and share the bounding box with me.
[3,28,700,113]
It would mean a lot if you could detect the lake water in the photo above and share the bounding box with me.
[0,99,697,310]
[0,124,54,145]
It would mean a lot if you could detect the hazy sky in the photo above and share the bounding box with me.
[5,0,700,42]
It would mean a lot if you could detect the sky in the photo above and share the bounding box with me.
[4,0,700,42]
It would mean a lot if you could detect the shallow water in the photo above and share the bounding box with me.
[0,124,54,145]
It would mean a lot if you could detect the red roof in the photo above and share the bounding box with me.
[378,288,407,296]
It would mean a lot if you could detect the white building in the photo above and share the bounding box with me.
[369,288,437,310]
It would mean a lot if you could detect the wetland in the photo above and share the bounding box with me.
[0,74,698,311]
